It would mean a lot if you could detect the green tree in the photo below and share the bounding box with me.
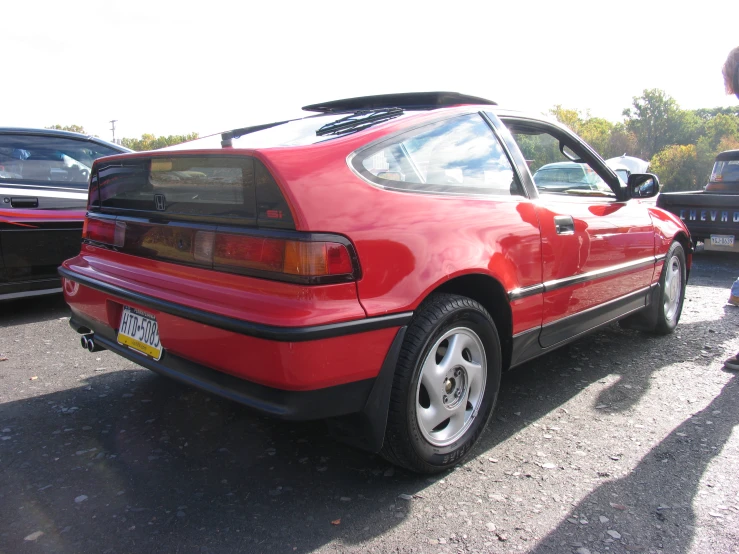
[46,124,87,134]
[579,117,614,157]
[549,105,583,133]
[121,132,199,151]
[650,145,702,191]
[701,113,739,150]
[693,107,739,121]
[549,106,614,157]
[622,89,691,158]
[604,123,639,159]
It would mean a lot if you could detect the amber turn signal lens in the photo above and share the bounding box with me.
[283,241,327,276]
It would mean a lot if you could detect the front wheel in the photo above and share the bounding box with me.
[654,241,687,334]
[381,294,501,473]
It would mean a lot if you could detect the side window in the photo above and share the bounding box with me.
[353,114,523,197]
[503,122,615,197]
[0,135,122,187]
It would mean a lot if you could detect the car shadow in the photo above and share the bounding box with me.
[0,368,434,553]
[529,373,738,553]
[0,294,70,330]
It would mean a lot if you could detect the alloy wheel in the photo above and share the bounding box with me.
[663,254,682,322]
[415,327,487,447]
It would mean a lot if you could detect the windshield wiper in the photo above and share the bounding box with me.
[315,108,404,137]
[221,119,299,147]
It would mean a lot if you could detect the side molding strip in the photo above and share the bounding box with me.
[508,255,660,300]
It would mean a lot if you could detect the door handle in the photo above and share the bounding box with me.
[10,197,39,208]
[554,215,575,235]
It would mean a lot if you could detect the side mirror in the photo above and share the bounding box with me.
[628,173,659,199]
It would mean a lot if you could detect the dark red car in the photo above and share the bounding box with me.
[60,92,691,473]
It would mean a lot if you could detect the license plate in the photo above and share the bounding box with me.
[710,235,735,247]
[117,306,163,360]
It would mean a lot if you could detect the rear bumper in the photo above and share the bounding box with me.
[60,265,411,432]
[681,222,737,240]
[70,309,404,423]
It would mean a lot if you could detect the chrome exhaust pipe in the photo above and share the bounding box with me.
[81,334,106,353]
[87,336,106,353]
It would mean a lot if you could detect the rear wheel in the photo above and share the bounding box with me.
[381,293,501,473]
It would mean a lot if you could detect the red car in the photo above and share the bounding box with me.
[60,92,690,473]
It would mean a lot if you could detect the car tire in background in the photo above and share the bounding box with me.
[381,293,501,474]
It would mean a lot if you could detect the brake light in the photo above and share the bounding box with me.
[214,233,355,279]
[327,243,353,274]
[84,218,115,245]
[214,234,285,272]
[82,217,359,284]
[84,217,125,247]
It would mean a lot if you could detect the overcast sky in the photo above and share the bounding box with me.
[4,0,737,142]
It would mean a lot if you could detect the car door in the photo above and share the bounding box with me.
[495,116,655,348]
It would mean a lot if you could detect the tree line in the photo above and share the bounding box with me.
[549,89,739,191]
[46,125,199,152]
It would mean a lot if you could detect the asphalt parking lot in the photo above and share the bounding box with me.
[1,252,737,554]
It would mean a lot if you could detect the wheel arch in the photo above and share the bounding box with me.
[429,273,513,371]
[672,231,692,279]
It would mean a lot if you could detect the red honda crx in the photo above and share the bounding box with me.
[61,92,691,473]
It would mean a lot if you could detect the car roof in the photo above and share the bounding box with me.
[716,149,739,161]
[0,127,130,152]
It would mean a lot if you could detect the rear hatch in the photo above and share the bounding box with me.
[91,154,294,228]
[83,153,358,286]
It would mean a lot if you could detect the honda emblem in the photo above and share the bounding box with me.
[154,194,166,211]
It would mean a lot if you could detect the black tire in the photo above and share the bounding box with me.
[380,293,501,474]
[654,241,687,334]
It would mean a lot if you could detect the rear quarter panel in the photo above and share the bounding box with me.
[260,136,543,335]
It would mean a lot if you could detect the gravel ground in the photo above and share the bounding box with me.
[0,251,737,554]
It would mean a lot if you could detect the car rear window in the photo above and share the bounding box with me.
[0,134,122,187]
[711,160,739,183]
[92,156,258,222]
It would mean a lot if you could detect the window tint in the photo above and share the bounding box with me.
[354,114,521,196]
[94,156,257,221]
[0,134,122,187]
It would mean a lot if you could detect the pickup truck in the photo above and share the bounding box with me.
[657,149,739,253]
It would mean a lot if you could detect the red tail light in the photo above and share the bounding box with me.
[213,233,355,279]
[214,234,285,273]
[82,216,359,284]
[84,218,116,245]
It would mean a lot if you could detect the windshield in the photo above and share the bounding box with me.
[533,164,612,192]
